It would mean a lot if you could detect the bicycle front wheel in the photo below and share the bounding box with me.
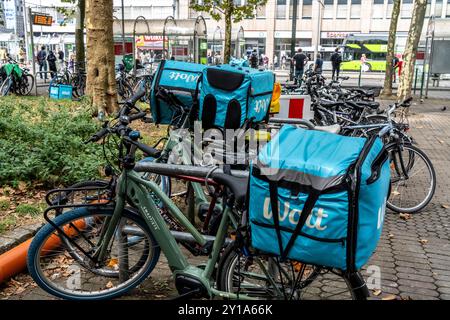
[0,76,13,96]
[386,143,436,213]
[27,207,160,300]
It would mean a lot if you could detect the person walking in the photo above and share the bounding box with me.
[0,47,7,65]
[19,47,26,64]
[57,49,65,70]
[330,48,342,81]
[37,46,48,80]
[250,49,258,69]
[292,48,308,85]
[47,50,58,78]
[392,55,400,83]
[314,53,323,74]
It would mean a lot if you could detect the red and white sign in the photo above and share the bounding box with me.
[274,95,313,120]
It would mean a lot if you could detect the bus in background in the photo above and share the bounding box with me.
[341,34,388,72]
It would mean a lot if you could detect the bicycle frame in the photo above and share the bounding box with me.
[90,168,256,299]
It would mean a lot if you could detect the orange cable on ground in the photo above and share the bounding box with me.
[0,219,86,284]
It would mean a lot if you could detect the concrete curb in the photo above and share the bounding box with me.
[0,223,44,255]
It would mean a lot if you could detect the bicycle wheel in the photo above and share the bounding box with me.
[217,243,367,300]
[386,143,436,213]
[0,76,13,96]
[27,207,160,300]
[18,74,34,95]
[72,73,86,98]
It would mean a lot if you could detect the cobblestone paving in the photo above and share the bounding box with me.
[2,99,450,300]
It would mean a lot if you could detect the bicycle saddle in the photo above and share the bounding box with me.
[212,173,248,209]
[314,124,341,135]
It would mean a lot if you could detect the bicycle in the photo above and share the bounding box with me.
[49,61,86,99]
[341,98,436,213]
[0,56,34,96]
[27,102,369,300]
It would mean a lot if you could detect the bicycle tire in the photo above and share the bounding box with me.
[27,207,160,300]
[386,143,436,213]
[18,74,34,96]
[216,243,367,300]
[0,76,13,96]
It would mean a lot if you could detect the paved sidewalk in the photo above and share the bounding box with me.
[1,99,450,300]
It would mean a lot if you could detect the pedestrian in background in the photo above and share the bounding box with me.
[392,55,399,83]
[19,47,26,64]
[47,50,57,78]
[314,53,323,74]
[330,48,342,81]
[58,49,64,69]
[250,49,258,68]
[0,47,7,65]
[37,46,48,80]
[292,48,308,85]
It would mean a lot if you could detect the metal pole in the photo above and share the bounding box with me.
[28,8,36,95]
[419,35,429,100]
[290,0,299,81]
[358,64,362,87]
[425,31,434,99]
[413,67,418,95]
[314,1,324,63]
[121,0,126,57]
[22,1,29,63]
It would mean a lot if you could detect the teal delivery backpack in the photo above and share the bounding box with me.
[199,64,275,129]
[249,126,390,271]
[150,60,206,124]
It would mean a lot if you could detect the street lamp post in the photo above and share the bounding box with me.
[290,0,299,81]
[121,0,126,56]
[314,0,324,63]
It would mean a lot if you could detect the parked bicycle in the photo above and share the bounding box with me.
[49,61,86,99]
[0,55,34,96]
[27,100,371,300]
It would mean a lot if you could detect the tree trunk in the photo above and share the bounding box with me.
[75,0,86,71]
[382,0,401,97]
[223,7,232,64]
[86,0,118,117]
[397,0,427,100]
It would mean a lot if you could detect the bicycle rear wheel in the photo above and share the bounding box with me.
[217,244,368,300]
[27,207,160,300]
[386,143,436,213]
[19,74,34,95]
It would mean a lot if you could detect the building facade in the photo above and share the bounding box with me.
[8,0,450,63]
[0,0,25,54]
[184,0,450,63]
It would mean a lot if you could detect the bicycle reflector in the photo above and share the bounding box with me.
[270,82,281,114]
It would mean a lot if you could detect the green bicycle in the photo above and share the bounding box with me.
[0,56,34,96]
[27,105,369,300]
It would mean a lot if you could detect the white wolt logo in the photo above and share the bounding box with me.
[253,98,270,114]
[263,198,328,231]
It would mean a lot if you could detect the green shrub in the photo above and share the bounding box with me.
[0,96,104,187]
[0,216,16,234]
[15,203,42,216]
